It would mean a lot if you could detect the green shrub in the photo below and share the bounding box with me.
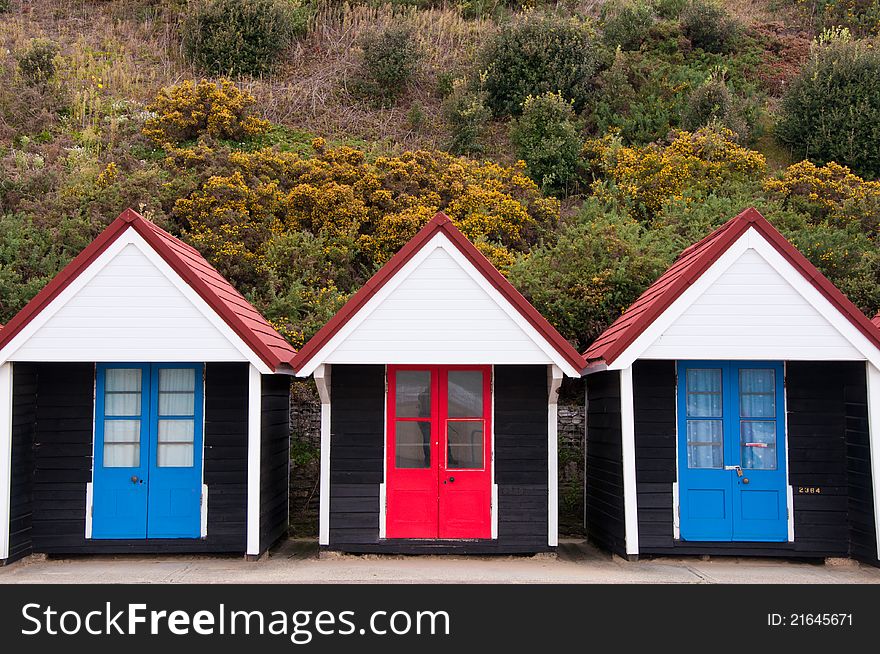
[652,0,688,18]
[16,39,60,87]
[680,0,739,54]
[601,0,655,51]
[510,91,583,196]
[508,200,677,349]
[353,25,421,104]
[181,0,309,76]
[0,213,95,323]
[443,78,491,155]
[0,0,9,13]
[479,14,602,117]
[681,70,752,142]
[776,35,880,179]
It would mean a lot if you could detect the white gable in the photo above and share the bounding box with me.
[308,234,578,374]
[613,227,879,368]
[3,232,261,367]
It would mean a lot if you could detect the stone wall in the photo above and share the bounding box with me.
[287,392,586,537]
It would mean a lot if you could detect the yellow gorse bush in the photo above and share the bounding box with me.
[143,78,271,147]
[764,160,880,233]
[584,126,767,218]
[173,139,559,281]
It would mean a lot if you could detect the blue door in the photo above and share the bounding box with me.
[677,361,788,542]
[93,364,204,539]
[93,365,150,538]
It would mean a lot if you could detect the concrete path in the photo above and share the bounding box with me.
[2,539,879,584]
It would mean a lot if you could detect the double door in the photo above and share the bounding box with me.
[678,361,788,542]
[386,365,492,539]
[92,363,204,539]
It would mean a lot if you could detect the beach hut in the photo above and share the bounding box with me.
[583,208,880,564]
[293,212,584,553]
[0,209,295,563]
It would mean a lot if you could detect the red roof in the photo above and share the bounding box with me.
[293,212,585,374]
[0,208,295,371]
[874,314,880,329]
[585,207,880,366]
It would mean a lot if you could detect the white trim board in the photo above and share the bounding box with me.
[0,228,272,374]
[619,366,640,556]
[547,365,563,547]
[246,365,262,556]
[0,363,12,560]
[296,233,581,378]
[608,228,880,370]
[315,364,332,546]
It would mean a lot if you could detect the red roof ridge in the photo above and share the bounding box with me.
[584,207,880,366]
[0,209,295,372]
[293,211,585,374]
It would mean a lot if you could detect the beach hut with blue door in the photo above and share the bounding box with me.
[0,209,295,564]
[583,208,880,565]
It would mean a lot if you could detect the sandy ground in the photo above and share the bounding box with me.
[1,539,879,584]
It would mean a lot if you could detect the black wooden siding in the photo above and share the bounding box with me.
[7,362,257,555]
[327,364,551,554]
[843,365,877,565]
[624,360,877,560]
[632,360,677,553]
[6,364,37,563]
[260,374,291,553]
[584,370,625,556]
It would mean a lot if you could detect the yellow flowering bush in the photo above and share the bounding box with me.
[171,140,560,337]
[142,79,271,147]
[174,141,558,280]
[764,160,880,235]
[584,126,767,219]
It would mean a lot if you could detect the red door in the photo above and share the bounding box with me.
[386,365,491,539]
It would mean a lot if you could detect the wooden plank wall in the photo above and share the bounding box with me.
[585,370,626,556]
[260,373,291,553]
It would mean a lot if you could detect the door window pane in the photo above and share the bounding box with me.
[741,421,777,470]
[158,368,196,416]
[157,420,194,467]
[446,421,484,469]
[395,371,431,418]
[447,371,483,418]
[686,369,722,417]
[103,419,140,467]
[687,420,723,468]
[106,368,141,392]
[740,369,776,418]
[104,368,141,417]
[395,421,432,468]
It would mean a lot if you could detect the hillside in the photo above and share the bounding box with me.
[1,0,878,354]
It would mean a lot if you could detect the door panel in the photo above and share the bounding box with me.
[146,365,204,538]
[386,365,492,540]
[93,365,150,539]
[678,361,787,542]
[730,364,787,540]
[438,368,491,539]
[386,368,439,538]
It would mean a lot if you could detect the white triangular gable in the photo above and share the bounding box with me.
[305,233,579,375]
[611,227,880,369]
[2,229,270,371]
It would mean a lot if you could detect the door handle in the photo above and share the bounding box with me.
[448,477,455,483]
[131,475,139,483]
[742,478,750,484]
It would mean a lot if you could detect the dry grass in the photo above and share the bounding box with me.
[0,0,506,153]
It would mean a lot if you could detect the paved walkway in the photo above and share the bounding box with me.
[2,540,879,584]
